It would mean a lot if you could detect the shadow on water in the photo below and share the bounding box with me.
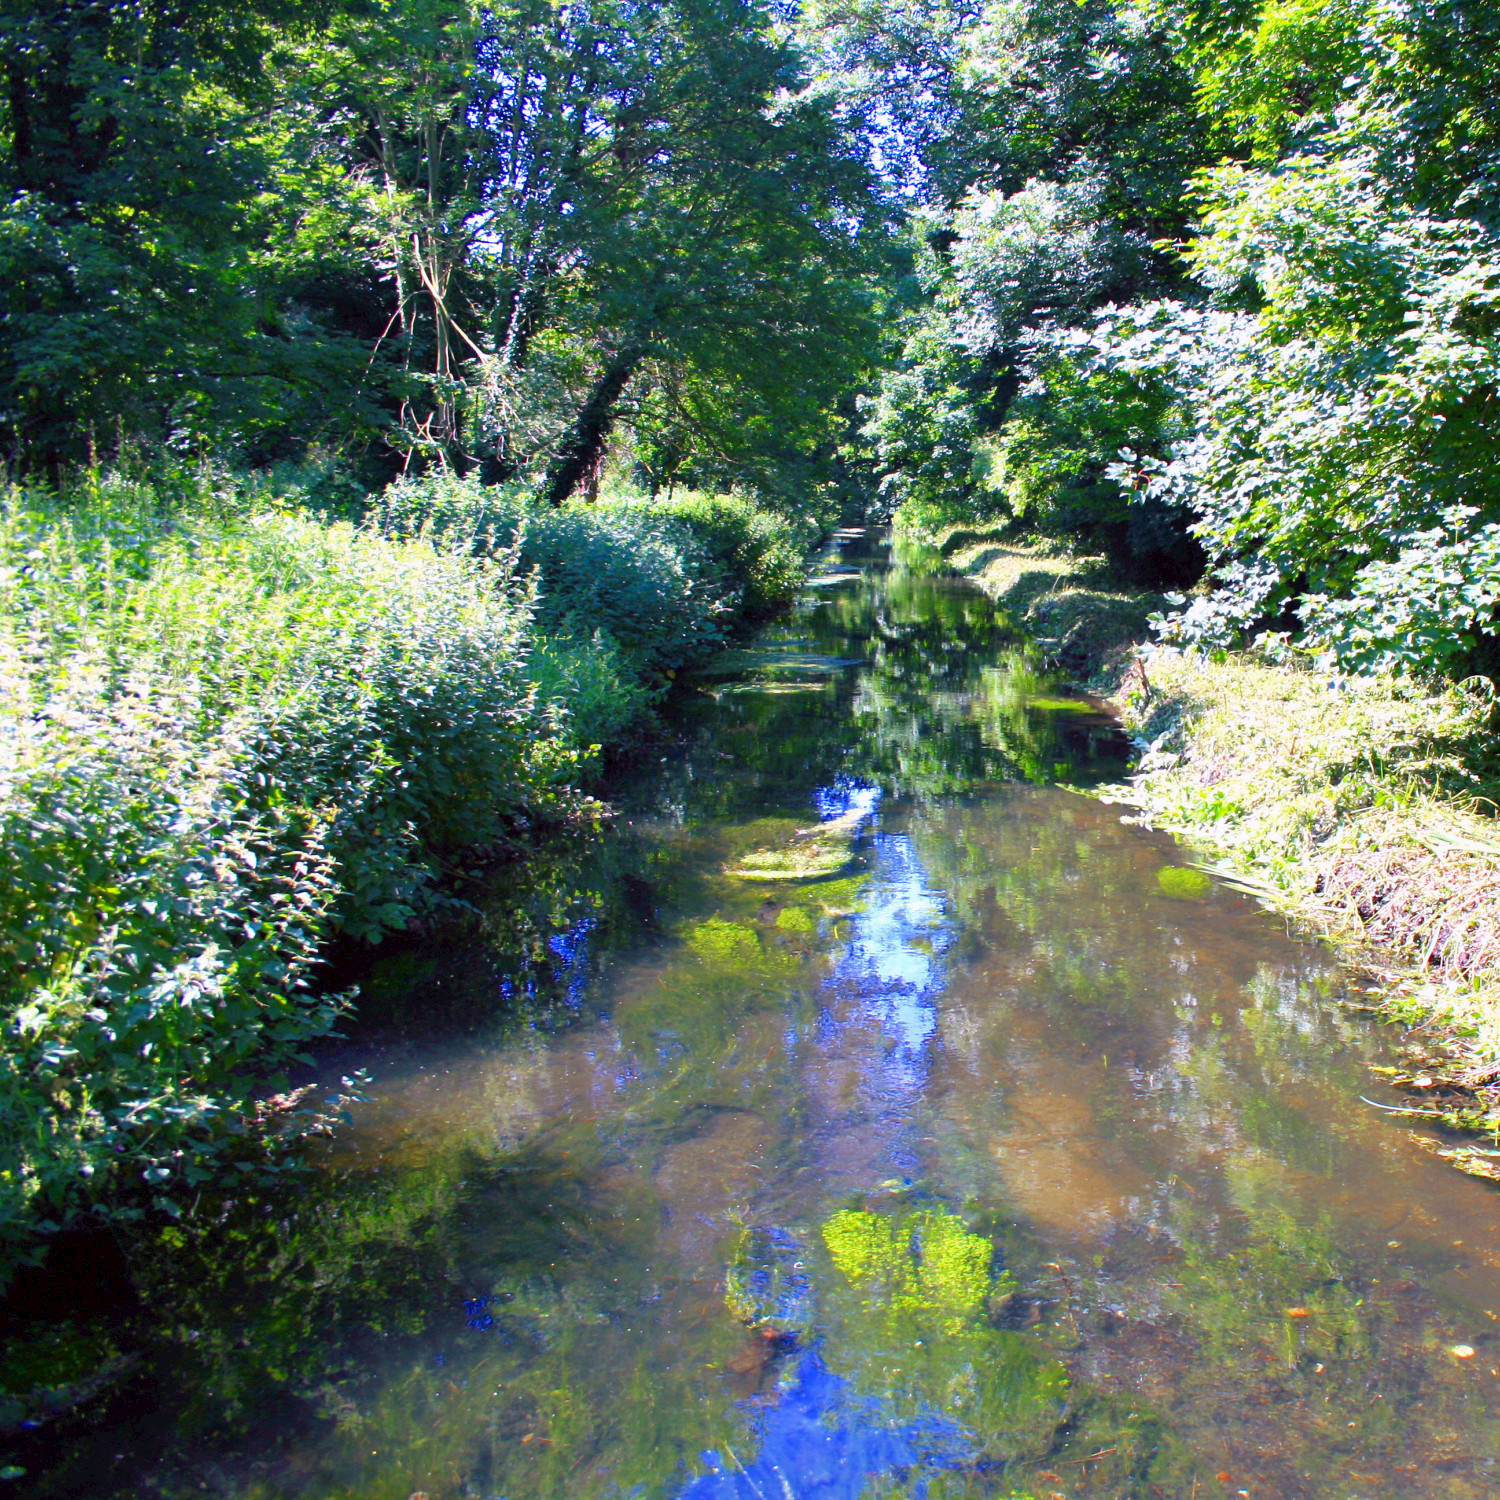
[11,531,1500,1498]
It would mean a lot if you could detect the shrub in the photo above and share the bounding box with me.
[1078,150,1500,674]
[0,480,580,1281]
[0,468,810,1279]
[375,474,809,673]
[1301,507,1500,678]
[601,492,811,620]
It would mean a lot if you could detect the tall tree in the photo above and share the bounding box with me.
[267,0,882,493]
[0,0,323,466]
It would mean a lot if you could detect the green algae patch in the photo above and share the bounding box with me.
[724,802,870,883]
[809,875,868,914]
[816,1206,1064,1469]
[823,1207,1007,1331]
[685,918,764,965]
[726,839,856,881]
[1026,696,1094,713]
[1158,865,1214,901]
[775,905,819,934]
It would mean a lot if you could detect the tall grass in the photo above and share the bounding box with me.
[1114,648,1500,1056]
[0,470,810,1281]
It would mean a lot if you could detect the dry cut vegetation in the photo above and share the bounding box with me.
[1107,646,1500,1163]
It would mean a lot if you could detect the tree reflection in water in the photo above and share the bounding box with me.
[16,536,1500,1500]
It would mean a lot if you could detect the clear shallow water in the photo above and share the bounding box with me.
[27,534,1500,1499]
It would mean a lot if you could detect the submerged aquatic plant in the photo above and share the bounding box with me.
[1157,865,1214,900]
[724,800,872,883]
[818,1205,1061,1467]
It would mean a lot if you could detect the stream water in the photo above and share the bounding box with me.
[26,532,1500,1499]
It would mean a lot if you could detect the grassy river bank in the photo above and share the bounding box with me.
[921,521,1500,1179]
[0,468,812,1289]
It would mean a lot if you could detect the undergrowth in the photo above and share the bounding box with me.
[1112,647,1500,1066]
[374,476,809,677]
[0,467,809,1283]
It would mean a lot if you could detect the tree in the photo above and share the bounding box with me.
[817,0,1211,562]
[523,0,881,505]
[0,0,323,466]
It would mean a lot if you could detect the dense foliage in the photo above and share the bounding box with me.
[6,0,1500,1287]
[0,0,882,505]
[375,477,813,670]
[816,0,1500,670]
[0,468,804,1280]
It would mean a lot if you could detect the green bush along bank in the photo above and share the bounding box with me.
[0,471,808,1283]
[375,476,813,676]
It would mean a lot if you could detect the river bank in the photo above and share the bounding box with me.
[16,528,1500,1500]
[930,523,1500,1171]
[0,468,812,1288]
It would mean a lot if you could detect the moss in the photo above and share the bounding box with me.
[684,918,763,966]
[724,804,872,883]
[775,905,819,934]
[1157,865,1214,900]
[808,875,869,911]
[725,840,856,881]
[1025,696,1095,713]
[822,1207,1015,1335]
[817,1206,1062,1467]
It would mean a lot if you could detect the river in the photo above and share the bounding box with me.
[27,530,1500,1499]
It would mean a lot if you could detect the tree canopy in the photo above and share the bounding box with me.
[1,0,883,504]
[803,0,1500,670]
[5,0,1500,670]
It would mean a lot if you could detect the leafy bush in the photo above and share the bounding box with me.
[375,475,809,672]
[0,469,809,1279]
[1301,509,1500,678]
[601,492,811,620]
[0,479,586,1281]
[1075,150,1500,673]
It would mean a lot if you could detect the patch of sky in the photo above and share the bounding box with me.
[825,833,958,1069]
[547,915,597,1009]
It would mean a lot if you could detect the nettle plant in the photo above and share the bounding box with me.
[0,485,578,1280]
[373,475,733,675]
[0,661,350,1270]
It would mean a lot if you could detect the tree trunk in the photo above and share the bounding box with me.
[542,344,645,506]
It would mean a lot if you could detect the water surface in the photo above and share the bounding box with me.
[30,534,1500,1499]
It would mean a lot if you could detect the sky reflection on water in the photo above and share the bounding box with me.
[681,1351,973,1500]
